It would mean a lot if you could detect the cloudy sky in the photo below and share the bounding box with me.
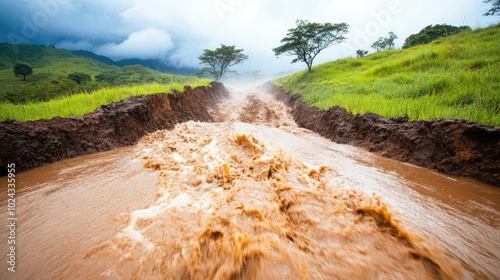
[0,0,497,74]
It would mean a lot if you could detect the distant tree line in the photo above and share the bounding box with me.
[352,23,471,58]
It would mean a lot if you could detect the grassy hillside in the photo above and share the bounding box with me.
[0,44,205,104]
[0,44,119,83]
[275,24,500,126]
[0,80,211,122]
[0,43,213,122]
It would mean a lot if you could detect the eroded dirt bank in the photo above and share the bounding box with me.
[0,82,229,175]
[261,82,500,187]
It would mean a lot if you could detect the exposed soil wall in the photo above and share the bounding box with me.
[0,82,229,175]
[262,82,500,187]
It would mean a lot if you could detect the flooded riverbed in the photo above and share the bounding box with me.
[1,91,499,279]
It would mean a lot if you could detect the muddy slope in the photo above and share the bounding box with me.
[262,82,500,187]
[0,82,229,175]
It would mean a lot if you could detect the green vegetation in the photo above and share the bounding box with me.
[0,44,118,81]
[197,44,248,81]
[274,24,500,126]
[0,79,211,122]
[0,44,119,103]
[13,63,33,80]
[356,50,368,58]
[484,0,500,16]
[273,20,349,72]
[371,32,398,52]
[68,72,91,84]
[0,44,206,104]
[0,44,212,122]
[403,24,471,49]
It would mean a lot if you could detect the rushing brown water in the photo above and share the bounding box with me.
[1,89,499,279]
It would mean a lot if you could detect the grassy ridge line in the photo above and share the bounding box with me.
[0,79,211,122]
[274,24,500,126]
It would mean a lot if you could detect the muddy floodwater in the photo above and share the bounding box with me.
[1,90,499,279]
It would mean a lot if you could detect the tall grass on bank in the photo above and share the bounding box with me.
[274,24,500,126]
[0,79,211,122]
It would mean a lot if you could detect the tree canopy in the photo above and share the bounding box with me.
[356,50,368,58]
[13,63,33,81]
[273,20,349,72]
[402,24,471,49]
[68,72,91,84]
[484,0,500,15]
[371,32,398,52]
[198,44,248,81]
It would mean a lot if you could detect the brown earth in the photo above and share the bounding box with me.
[260,82,500,187]
[0,82,229,176]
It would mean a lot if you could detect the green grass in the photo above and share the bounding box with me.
[274,24,500,126]
[0,79,211,122]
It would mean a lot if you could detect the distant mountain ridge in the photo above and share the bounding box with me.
[70,50,197,75]
[70,50,115,65]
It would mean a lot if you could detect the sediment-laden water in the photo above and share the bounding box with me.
[1,89,498,279]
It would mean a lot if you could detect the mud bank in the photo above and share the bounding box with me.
[0,82,229,175]
[262,82,500,187]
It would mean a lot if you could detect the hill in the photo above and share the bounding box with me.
[70,50,116,65]
[0,44,120,84]
[114,58,196,75]
[0,44,207,104]
[0,44,198,87]
[274,24,500,126]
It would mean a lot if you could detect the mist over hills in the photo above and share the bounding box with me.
[71,50,198,75]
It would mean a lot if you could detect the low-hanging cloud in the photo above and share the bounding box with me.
[96,27,174,60]
[55,39,93,50]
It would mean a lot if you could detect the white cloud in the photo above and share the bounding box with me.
[2,0,496,73]
[95,27,174,60]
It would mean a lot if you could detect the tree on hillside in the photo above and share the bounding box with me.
[356,49,368,58]
[403,24,471,49]
[371,32,398,52]
[273,20,349,72]
[371,38,387,52]
[13,63,33,81]
[385,32,398,49]
[484,0,500,15]
[198,44,248,81]
[58,77,79,94]
[68,72,91,84]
